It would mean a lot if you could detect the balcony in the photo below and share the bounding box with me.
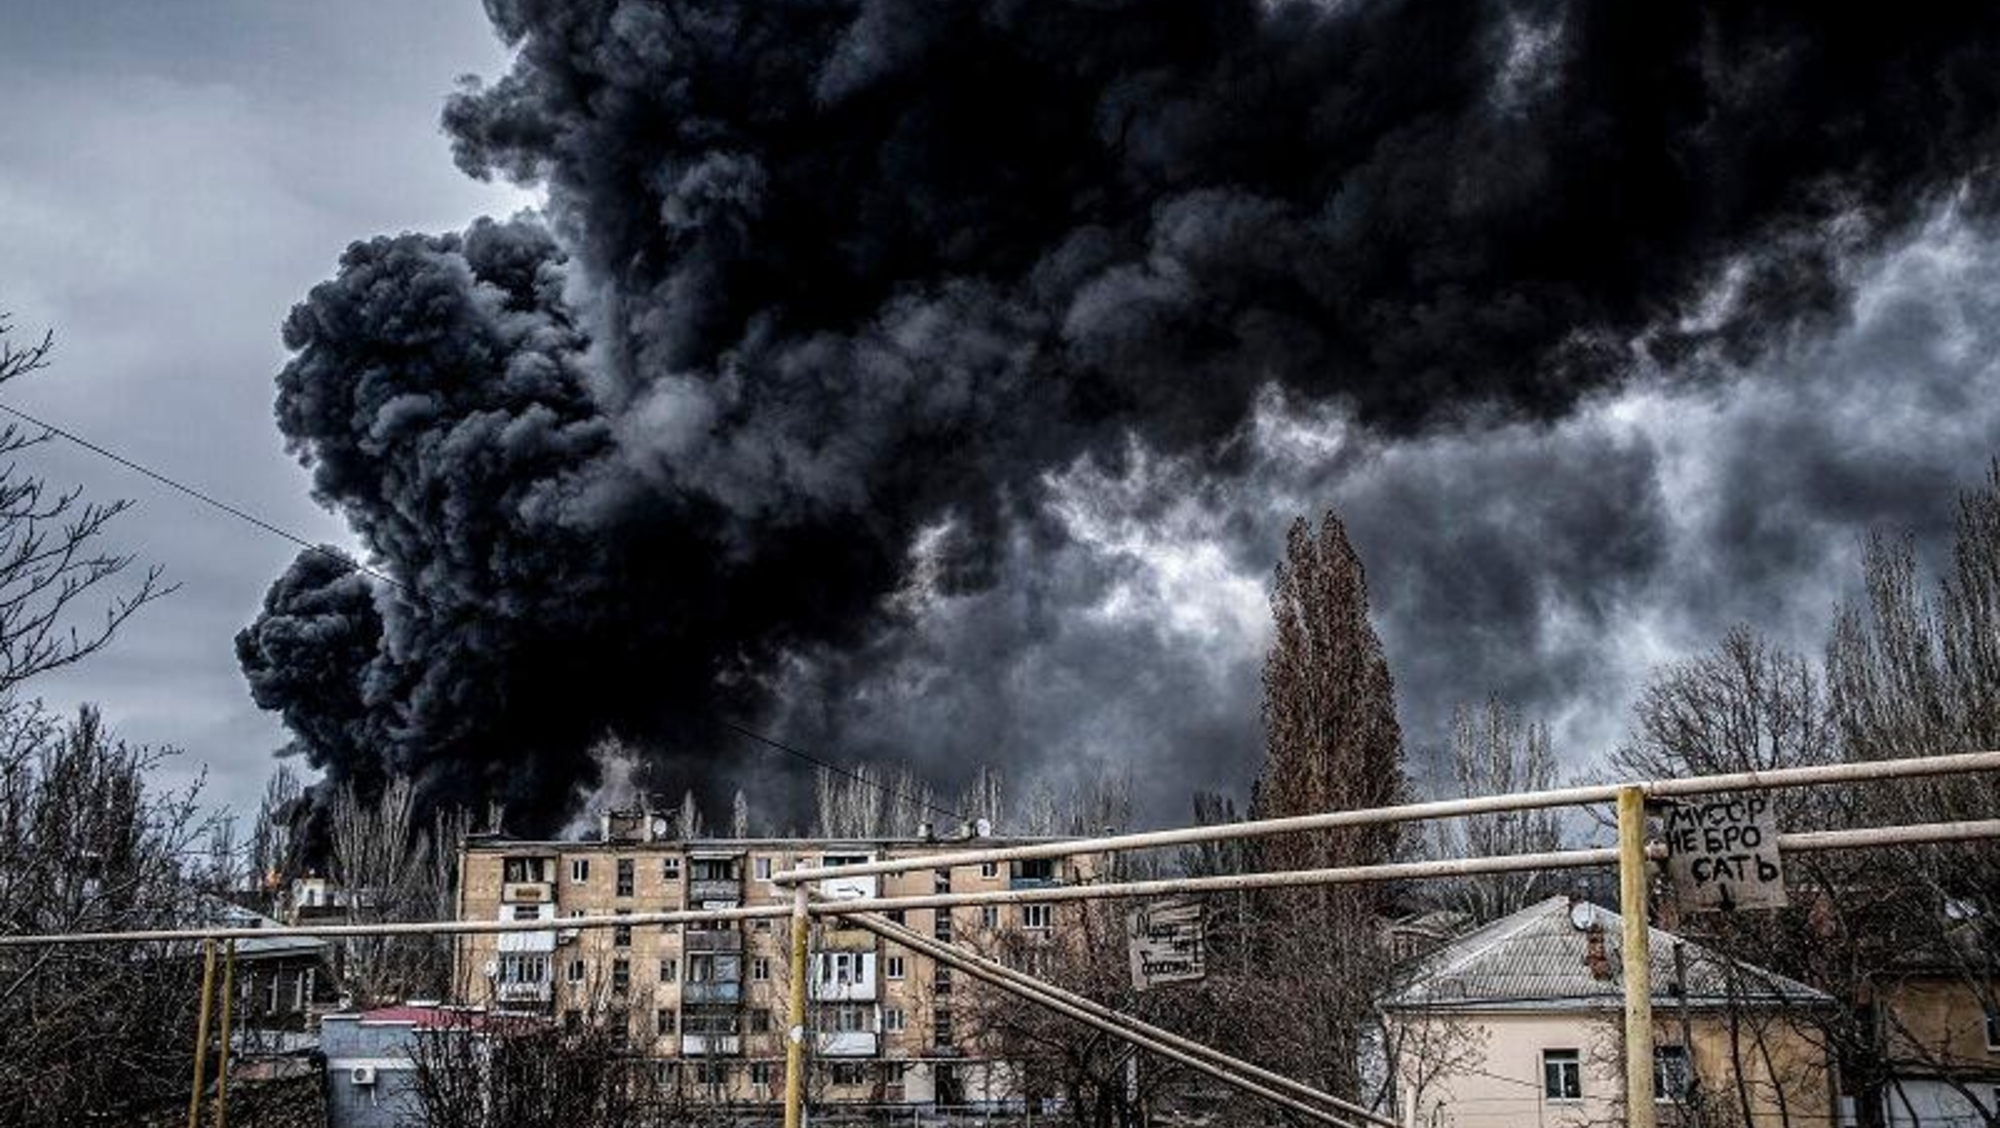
[501,881,553,904]
[684,930,743,953]
[817,1031,879,1057]
[688,879,741,905]
[818,926,876,952]
[681,981,742,1005]
[681,1034,742,1056]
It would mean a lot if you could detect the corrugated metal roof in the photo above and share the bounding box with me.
[1380,896,1829,1012]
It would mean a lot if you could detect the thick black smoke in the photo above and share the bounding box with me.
[241,0,2000,832]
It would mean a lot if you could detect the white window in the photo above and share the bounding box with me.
[980,861,998,878]
[980,906,999,929]
[1021,903,1053,931]
[752,957,770,982]
[755,857,773,880]
[1544,1049,1582,1101]
[570,858,590,883]
[1654,1045,1691,1102]
[662,856,681,881]
[883,1007,906,1033]
[660,957,678,983]
[567,958,587,985]
[885,955,905,980]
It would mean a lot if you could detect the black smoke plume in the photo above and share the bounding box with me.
[239,0,2000,833]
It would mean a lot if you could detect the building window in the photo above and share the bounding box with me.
[696,1061,731,1086]
[1543,1049,1582,1101]
[832,1062,868,1086]
[752,957,771,982]
[1021,903,1053,931]
[614,911,632,947]
[570,858,590,883]
[884,1007,906,1033]
[932,1008,954,1048]
[1015,858,1056,882]
[499,953,548,985]
[567,958,587,985]
[616,858,635,897]
[750,1009,772,1033]
[503,857,548,883]
[980,905,999,929]
[980,861,998,878]
[885,909,905,926]
[1654,1045,1691,1101]
[1987,1007,2000,1051]
[657,1008,677,1035]
[934,869,951,895]
[510,904,541,921]
[934,909,953,942]
[660,957,678,983]
[934,967,952,997]
[750,1062,773,1087]
[754,919,772,933]
[662,856,681,881]
[755,857,773,880]
[885,955,905,980]
[563,1009,582,1030]
[814,1005,872,1033]
[612,958,631,996]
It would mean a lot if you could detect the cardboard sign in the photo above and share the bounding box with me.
[1126,899,1206,989]
[1663,794,1788,912]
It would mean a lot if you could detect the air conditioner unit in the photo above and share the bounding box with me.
[351,1065,378,1086]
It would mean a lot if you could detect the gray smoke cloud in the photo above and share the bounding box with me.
[237,0,2000,833]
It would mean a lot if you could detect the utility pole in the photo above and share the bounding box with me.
[1618,786,1658,1128]
[214,940,236,1128]
[184,939,218,1128]
[783,884,811,1128]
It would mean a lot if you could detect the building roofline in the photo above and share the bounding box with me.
[460,833,1080,851]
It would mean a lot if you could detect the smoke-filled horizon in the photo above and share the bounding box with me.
[235,0,2000,835]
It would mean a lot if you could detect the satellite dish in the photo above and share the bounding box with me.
[652,818,669,838]
[974,817,993,838]
[1569,901,1596,931]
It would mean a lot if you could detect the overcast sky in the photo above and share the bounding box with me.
[0,1,532,817]
[2,2,1997,832]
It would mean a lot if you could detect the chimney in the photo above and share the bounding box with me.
[1584,923,1613,981]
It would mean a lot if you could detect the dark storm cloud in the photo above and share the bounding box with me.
[244,0,2000,831]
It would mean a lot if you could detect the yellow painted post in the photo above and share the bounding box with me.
[185,938,218,1128]
[214,939,236,1128]
[1618,786,1658,1128]
[782,885,811,1128]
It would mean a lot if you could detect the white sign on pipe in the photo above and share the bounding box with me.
[1126,899,1206,989]
[1663,794,1788,912]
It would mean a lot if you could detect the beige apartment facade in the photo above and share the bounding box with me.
[453,816,1084,1108]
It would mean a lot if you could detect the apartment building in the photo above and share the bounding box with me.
[453,813,1086,1109]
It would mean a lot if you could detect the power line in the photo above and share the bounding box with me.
[0,399,406,592]
[0,395,964,820]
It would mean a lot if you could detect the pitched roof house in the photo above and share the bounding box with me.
[1380,896,1835,1127]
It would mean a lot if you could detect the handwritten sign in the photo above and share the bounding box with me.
[1127,900,1206,989]
[1663,795,1787,912]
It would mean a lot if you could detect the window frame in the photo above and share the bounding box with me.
[1543,1048,1583,1102]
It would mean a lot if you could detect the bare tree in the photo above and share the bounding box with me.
[0,704,218,1125]
[729,788,749,838]
[327,777,464,1006]
[249,762,305,893]
[1427,698,1565,923]
[0,316,171,692]
[1243,512,1406,1106]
